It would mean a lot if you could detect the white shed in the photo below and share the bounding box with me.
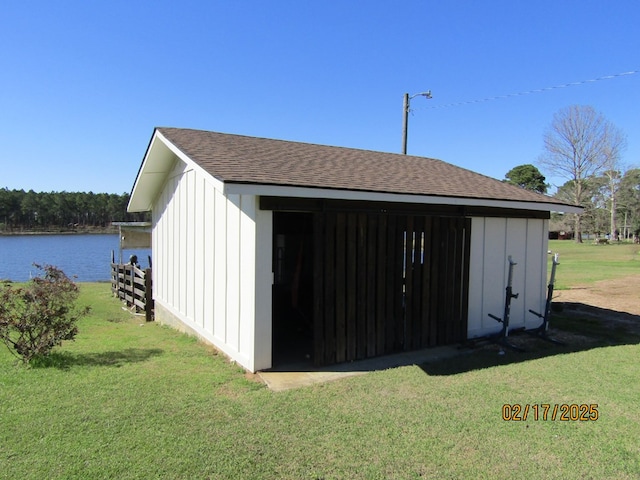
[128,127,581,372]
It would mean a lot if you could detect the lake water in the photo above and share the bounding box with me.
[0,234,152,282]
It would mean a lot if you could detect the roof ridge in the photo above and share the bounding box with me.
[156,126,445,160]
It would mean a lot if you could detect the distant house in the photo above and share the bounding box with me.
[128,128,581,372]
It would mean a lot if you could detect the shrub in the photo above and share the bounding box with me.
[0,264,90,364]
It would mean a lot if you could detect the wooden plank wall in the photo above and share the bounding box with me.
[313,212,470,366]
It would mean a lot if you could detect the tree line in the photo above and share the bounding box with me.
[505,165,640,240]
[504,105,639,242]
[0,189,150,232]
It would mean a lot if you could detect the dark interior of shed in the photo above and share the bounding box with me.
[272,212,314,367]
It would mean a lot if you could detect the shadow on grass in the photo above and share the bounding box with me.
[260,303,640,392]
[30,348,164,370]
[420,302,640,376]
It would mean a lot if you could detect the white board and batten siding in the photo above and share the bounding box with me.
[150,158,552,369]
[152,160,273,372]
[467,216,549,339]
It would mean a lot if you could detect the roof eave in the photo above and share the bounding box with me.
[223,182,583,214]
[128,130,178,213]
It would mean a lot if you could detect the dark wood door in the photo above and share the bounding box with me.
[313,212,470,366]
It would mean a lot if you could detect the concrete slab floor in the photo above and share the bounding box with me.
[258,345,463,391]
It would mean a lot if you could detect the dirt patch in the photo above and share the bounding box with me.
[552,274,640,338]
[470,274,640,353]
[553,274,640,317]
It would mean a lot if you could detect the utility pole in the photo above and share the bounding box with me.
[402,91,432,154]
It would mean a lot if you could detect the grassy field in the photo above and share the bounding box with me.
[1,245,639,479]
[547,239,640,289]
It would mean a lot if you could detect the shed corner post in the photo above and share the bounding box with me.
[253,205,273,371]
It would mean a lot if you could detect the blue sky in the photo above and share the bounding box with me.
[1,1,638,195]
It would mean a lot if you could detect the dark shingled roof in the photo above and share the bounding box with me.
[156,127,573,207]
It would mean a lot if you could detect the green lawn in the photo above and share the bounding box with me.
[548,239,640,289]
[1,271,639,478]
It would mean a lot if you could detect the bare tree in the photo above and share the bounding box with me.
[539,105,627,242]
[601,138,627,240]
[602,168,623,240]
[618,168,640,238]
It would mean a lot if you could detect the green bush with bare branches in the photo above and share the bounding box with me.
[0,264,90,363]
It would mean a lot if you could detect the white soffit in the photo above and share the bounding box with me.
[128,131,224,212]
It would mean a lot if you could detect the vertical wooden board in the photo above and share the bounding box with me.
[176,175,184,314]
[445,219,457,343]
[154,190,164,302]
[253,208,273,371]
[165,177,175,306]
[167,179,177,307]
[335,213,347,363]
[202,182,214,334]
[449,218,465,343]
[466,217,486,338]
[144,269,153,321]
[356,213,367,359]
[523,219,547,329]
[459,218,472,342]
[411,216,425,349]
[151,195,159,299]
[446,218,464,344]
[164,183,173,305]
[174,177,181,310]
[313,213,325,366]
[394,215,407,351]
[239,195,257,358]
[186,171,196,322]
[384,214,398,353]
[541,218,550,314]
[164,184,173,305]
[324,212,337,365]
[170,178,178,308]
[504,217,528,328]
[375,214,387,354]
[225,194,241,351]
[420,216,432,347]
[365,214,378,356]
[437,218,452,345]
[482,217,508,333]
[346,213,357,361]
[179,175,188,315]
[403,215,414,350]
[167,181,174,306]
[160,187,167,303]
[193,176,204,327]
[428,217,441,346]
[213,189,227,342]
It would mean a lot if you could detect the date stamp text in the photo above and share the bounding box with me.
[502,404,599,421]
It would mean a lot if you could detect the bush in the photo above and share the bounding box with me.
[0,264,90,364]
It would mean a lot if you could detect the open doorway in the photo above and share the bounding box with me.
[272,212,314,367]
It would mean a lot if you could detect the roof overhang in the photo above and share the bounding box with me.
[128,129,583,216]
[128,130,221,212]
[224,183,583,215]
[128,131,174,212]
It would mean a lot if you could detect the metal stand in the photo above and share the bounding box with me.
[527,253,565,345]
[488,256,524,352]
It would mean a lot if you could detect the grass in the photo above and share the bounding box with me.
[1,264,640,478]
[548,239,640,289]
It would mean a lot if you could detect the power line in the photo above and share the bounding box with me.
[418,69,639,110]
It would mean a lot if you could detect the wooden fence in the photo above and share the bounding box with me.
[110,263,154,322]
